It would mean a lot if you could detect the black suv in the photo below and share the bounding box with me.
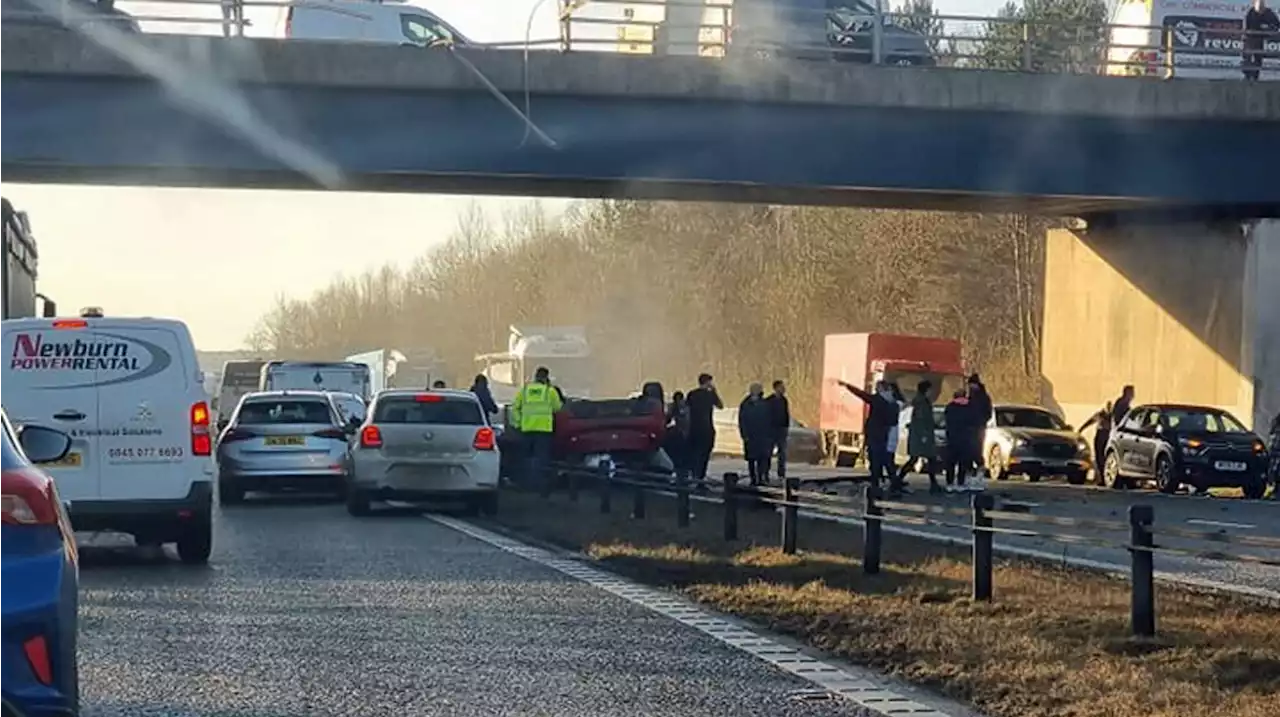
[1103,403,1269,498]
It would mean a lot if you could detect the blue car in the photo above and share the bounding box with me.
[2,412,79,717]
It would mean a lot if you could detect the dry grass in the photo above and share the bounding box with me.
[489,488,1280,717]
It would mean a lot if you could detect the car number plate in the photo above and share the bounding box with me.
[264,436,306,447]
[45,452,83,468]
[1213,461,1247,472]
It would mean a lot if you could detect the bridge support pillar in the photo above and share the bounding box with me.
[1041,219,1280,431]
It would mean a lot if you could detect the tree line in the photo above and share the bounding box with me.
[247,201,1054,423]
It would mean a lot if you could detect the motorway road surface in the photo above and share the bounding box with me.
[76,499,982,717]
[709,459,1280,600]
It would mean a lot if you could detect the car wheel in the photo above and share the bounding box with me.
[346,489,372,517]
[1155,455,1179,494]
[988,446,1007,481]
[1104,451,1127,489]
[1242,480,1266,500]
[219,479,245,506]
[1065,470,1087,486]
[479,492,499,516]
[1027,471,1042,483]
[176,515,213,565]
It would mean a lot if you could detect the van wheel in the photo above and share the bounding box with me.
[176,516,213,565]
[1065,470,1087,486]
[346,489,372,517]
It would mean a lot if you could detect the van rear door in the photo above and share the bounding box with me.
[93,324,198,501]
[2,319,102,502]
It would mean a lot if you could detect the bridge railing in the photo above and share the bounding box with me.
[5,0,1278,80]
[526,462,1280,638]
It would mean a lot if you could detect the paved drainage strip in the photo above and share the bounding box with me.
[430,515,957,717]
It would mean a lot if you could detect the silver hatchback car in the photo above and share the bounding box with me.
[216,391,354,504]
[348,390,499,517]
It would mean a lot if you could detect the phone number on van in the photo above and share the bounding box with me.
[106,446,185,460]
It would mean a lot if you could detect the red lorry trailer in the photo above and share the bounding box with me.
[819,333,966,466]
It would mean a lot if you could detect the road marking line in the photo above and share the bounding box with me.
[429,514,971,717]
[1187,519,1256,530]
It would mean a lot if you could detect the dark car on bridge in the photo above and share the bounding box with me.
[729,0,936,66]
[1102,403,1269,498]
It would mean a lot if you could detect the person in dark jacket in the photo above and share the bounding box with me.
[765,380,791,481]
[738,383,773,485]
[1078,401,1113,486]
[665,391,691,481]
[1112,385,1136,428]
[966,374,993,479]
[897,380,941,493]
[685,373,724,482]
[470,374,500,417]
[943,389,974,490]
[837,378,900,493]
[1244,0,1280,80]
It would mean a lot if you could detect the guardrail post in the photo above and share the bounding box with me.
[871,9,884,65]
[781,477,799,555]
[1163,28,1176,79]
[862,482,882,575]
[972,493,995,601]
[676,477,691,528]
[598,464,612,514]
[1129,504,1156,637]
[631,481,647,520]
[723,472,740,541]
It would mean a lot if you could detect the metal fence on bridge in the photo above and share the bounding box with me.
[5,0,1278,81]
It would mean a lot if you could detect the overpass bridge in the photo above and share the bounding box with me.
[2,24,1279,217]
[2,21,1278,430]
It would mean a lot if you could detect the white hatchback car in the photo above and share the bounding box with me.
[348,389,499,516]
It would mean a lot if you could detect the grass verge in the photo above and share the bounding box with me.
[488,488,1280,717]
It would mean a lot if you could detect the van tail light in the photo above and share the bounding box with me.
[360,425,383,448]
[313,428,347,440]
[219,427,256,444]
[1,468,59,526]
[473,427,496,451]
[415,394,444,402]
[191,401,212,456]
[22,635,53,685]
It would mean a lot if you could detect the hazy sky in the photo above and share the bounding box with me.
[7,0,1008,351]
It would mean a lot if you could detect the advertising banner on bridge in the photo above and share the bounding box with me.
[1110,0,1280,79]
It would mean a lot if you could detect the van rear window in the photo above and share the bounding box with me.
[374,398,483,426]
[238,400,333,425]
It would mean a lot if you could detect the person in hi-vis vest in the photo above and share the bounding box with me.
[512,366,563,487]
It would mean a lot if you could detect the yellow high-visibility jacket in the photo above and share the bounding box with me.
[512,381,563,433]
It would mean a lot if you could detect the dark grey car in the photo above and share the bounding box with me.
[729,0,936,66]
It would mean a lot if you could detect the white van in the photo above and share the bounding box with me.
[279,0,473,47]
[1107,0,1279,79]
[1,314,214,563]
[260,360,373,400]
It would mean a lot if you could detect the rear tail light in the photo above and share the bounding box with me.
[415,394,444,403]
[22,635,53,685]
[191,401,212,456]
[1,468,58,526]
[219,427,256,444]
[360,425,383,448]
[473,427,496,451]
[51,319,87,330]
[313,428,347,440]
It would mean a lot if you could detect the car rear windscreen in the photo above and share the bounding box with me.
[564,399,653,420]
[374,398,483,426]
[238,400,333,425]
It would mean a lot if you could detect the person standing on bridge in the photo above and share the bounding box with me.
[686,373,724,484]
[1078,401,1113,486]
[1244,0,1280,81]
[512,366,563,490]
